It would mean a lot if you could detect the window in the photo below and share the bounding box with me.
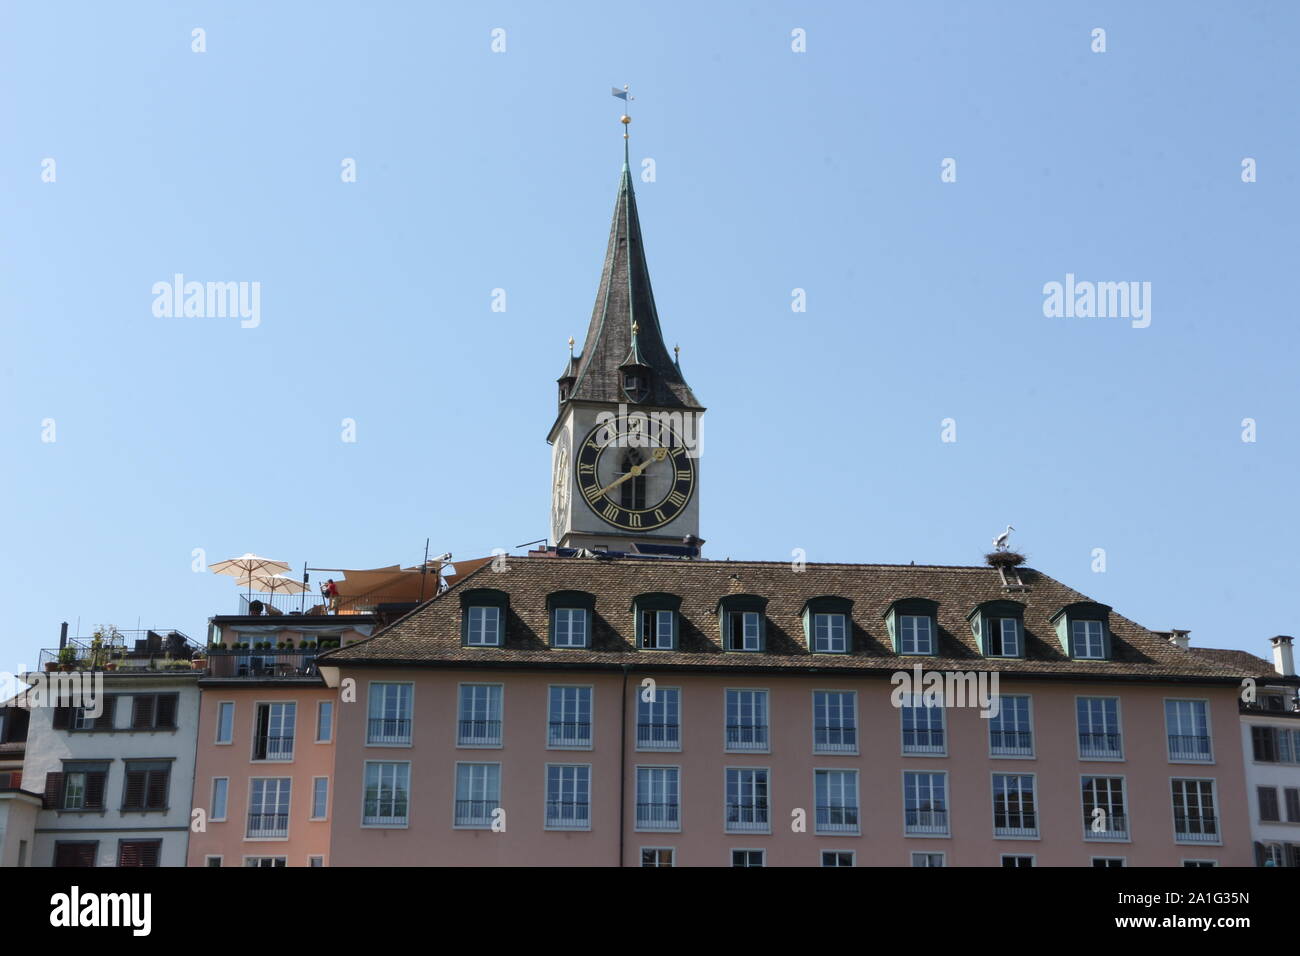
[641,848,674,867]
[121,761,170,812]
[640,610,675,650]
[1257,843,1300,867]
[552,608,589,648]
[1172,779,1219,843]
[725,689,769,752]
[309,856,324,867]
[71,697,115,732]
[53,842,98,867]
[244,857,287,867]
[1001,856,1034,867]
[548,686,593,748]
[458,684,503,747]
[455,763,500,828]
[545,765,591,830]
[1252,726,1299,763]
[363,762,409,826]
[211,777,229,821]
[993,774,1038,838]
[312,777,329,820]
[821,851,854,867]
[815,769,860,835]
[460,588,508,646]
[1166,700,1212,762]
[899,615,935,655]
[467,606,502,646]
[253,702,296,760]
[990,618,1021,657]
[989,696,1033,756]
[205,856,222,867]
[911,852,944,867]
[1258,786,1280,823]
[725,768,770,833]
[812,613,849,653]
[316,701,333,743]
[901,696,945,755]
[54,763,108,811]
[637,687,680,751]
[216,702,234,744]
[1082,776,1128,840]
[130,693,178,730]
[117,840,161,867]
[1183,860,1216,868]
[719,595,767,652]
[904,772,948,835]
[248,778,291,838]
[813,691,857,754]
[1071,620,1105,659]
[636,766,681,831]
[1287,787,1300,823]
[1077,697,1122,759]
[367,683,412,745]
[731,849,764,867]
[1092,858,1125,868]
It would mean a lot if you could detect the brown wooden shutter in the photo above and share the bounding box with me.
[155,694,177,729]
[43,772,64,809]
[52,707,71,730]
[94,696,116,731]
[145,768,170,809]
[84,771,107,810]
[1254,841,1266,867]
[118,842,139,867]
[55,842,97,867]
[122,770,146,810]
[132,695,155,729]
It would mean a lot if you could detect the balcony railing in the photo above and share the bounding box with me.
[905,808,949,835]
[548,721,591,747]
[725,724,768,751]
[636,723,680,750]
[37,630,201,674]
[636,802,680,830]
[990,730,1034,756]
[246,812,289,838]
[815,805,860,833]
[1079,732,1122,758]
[1085,812,1129,840]
[204,649,317,679]
[994,817,1039,839]
[902,729,945,754]
[1175,815,1219,842]
[363,803,409,826]
[455,799,496,827]
[545,801,590,829]
[367,717,412,745]
[253,735,294,761]
[457,719,502,746]
[814,726,858,753]
[725,803,770,833]
[1168,735,1213,761]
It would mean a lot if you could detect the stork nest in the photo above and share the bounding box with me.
[985,550,1027,569]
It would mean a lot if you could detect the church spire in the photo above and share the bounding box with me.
[559,104,701,411]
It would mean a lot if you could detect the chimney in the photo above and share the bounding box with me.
[1270,635,1295,677]
[1169,629,1191,650]
[58,621,68,650]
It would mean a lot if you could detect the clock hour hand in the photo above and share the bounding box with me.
[591,446,669,498]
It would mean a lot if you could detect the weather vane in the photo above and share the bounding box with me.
[612,84,633,137]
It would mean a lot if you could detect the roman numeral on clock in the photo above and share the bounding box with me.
[666,491,687,508]
[602,503,620,522]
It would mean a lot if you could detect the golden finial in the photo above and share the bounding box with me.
[567,335,575,353]
[613,84,633,138]
[631,321,640,336]
[674,343,680,360]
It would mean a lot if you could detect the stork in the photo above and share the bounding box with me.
[993,525,1015,551]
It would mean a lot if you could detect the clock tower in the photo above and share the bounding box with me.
[547,125,704,554]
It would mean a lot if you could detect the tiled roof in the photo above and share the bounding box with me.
[1188,646,1276,677]
[318,556,1254,683]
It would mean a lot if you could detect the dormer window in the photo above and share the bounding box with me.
[548,591,596,649]
[633,593,681,650]
[803,597,853,654]
[718,595,768,652]
[968,600,1026,659]
[459,589,508,647]
[622,370,649,403]
[1051,603,1113,661]
[885,599,939,656]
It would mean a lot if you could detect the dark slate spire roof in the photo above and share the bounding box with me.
[561,146,701,410]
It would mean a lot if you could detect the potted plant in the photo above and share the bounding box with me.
[44,659,58,673]
[58,647,77,671]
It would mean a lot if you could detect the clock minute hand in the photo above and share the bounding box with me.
[591,447,668,498]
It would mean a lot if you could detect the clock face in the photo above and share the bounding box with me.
[575,417,696,532]
[551,431,571,540]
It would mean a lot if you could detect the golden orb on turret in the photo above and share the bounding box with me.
[620,114,631,125]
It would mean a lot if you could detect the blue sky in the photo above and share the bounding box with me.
[2,1,1297,669]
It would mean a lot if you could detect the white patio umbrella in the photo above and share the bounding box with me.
[210,553,293,602]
